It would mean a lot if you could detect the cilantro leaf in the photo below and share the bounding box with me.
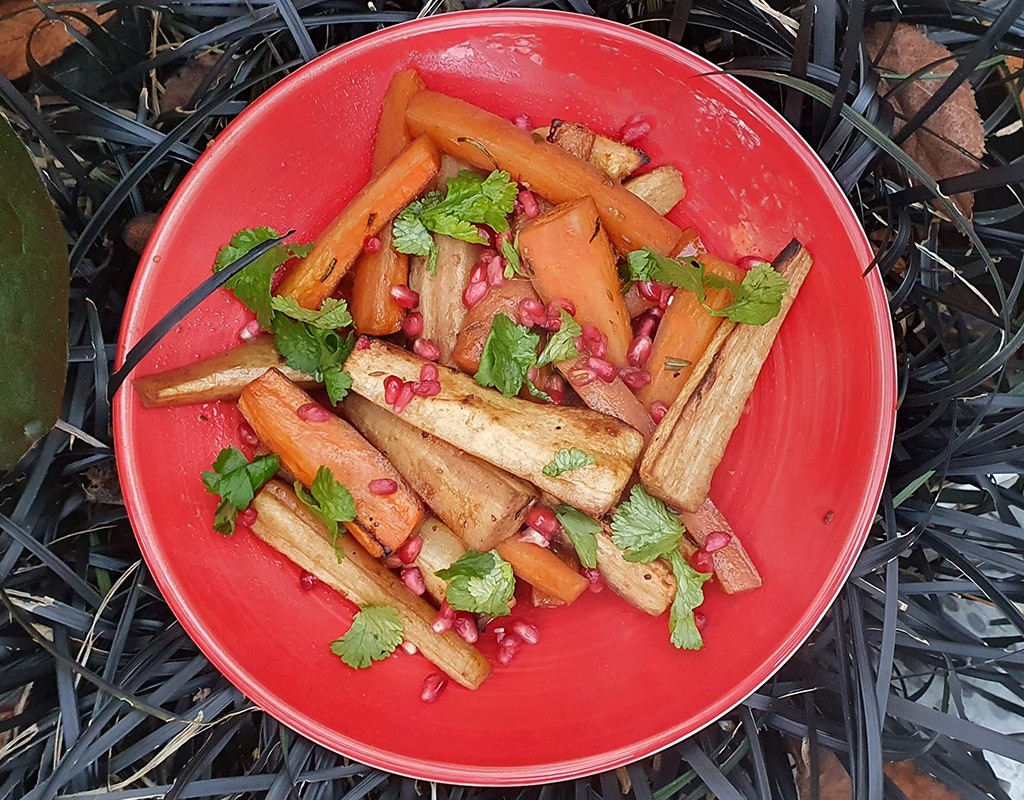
[525,380,552,403]
[610,485,685,563]
[536,310,582,367]
[271,296,353,329]
[436,550,515,618]
[213,227,310,329]
[542,448,596,478]
[500,233,522,279]
[295,465,356,541]
[330,605,404,668]
[271,315,321,375]
[393,208,434,258]
[322,365,353,405]
[201,447,279,534]
[475,313,541,398]
[666,550,711,650]
[270,317,353,404]
[626,248,788,325]
[554,505,600,569]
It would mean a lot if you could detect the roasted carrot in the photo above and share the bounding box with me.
[238,370,423,556]
[559,367,655,442]
[277,136,440,310]
[519,197,633,367]
[496,538,588,605]
[133,336,315,408]
[405,91,682,255]
[348,70,426,335]
[452,278,539,374]
[678,498,761,594]
[637,253,745,408]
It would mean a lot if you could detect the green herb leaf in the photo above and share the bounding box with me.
[542,448,596,478]
[271,296,353,329]
[270,315,321,374]
[526,380,552,403]
[711,263,789,325]
[475,313,541,398]
[392,208,434,257]
[626,248,659,282]
[436,549,515,618]
[610,485,685,563]
[295,465,356,541]
[201,447,279,534]
[270,317,353,404]
[664,357,691,371]
[536,310,582,367]
[500,233,522,279]
[554,505,600,569]
[330,605,404,668]
[322,365,353,405]
[666,550,711,650]
[213,227,310,329]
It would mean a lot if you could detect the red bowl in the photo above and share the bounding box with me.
[114,9,896,785]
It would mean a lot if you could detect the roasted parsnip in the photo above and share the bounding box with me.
[252,481,489,688]
[346,339,643,516]
[536,123,650,181]
[594,527,675,616]
[623,166,687,215]
[410,516,466,604]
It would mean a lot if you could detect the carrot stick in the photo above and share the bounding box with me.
[277,136,440,310]
[238,369,423,556]
[133,336,315,408]
[496,538,588,605]
[452,278,539,374]
[405,91,682,255]
[518,197,633,367]
[637,253,745,408]
[348,70,426,335]
[678,498,761,594]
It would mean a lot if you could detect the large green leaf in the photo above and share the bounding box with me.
[0,115,69,469]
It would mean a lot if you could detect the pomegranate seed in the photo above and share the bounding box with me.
[486,255,506,287]
[363,235,381,253]
[462,280,488,308]
[567,367,597,387]
[627,335,653,368]
[396,535,424,564]
[548,297,577,317]
[384,555,403,569]
[421,673,447,703]
[296,403,331,422]
[588,356,617,383]
[525,506,562,538]
[692,550,715,574]
[541,313,562,331]
[383,375,403,405]
[658,287,672,310]
[637,281,662,303]
[651,401,670,423]
[517,189,540,219]
[648,306,665,320]
[497,633,522,665]
[518,528,550,548]
[238,420,259,448]
[476,225,494,245]
[402,311,424,337]
[420,363,439,382]
[513,112,532,130]
[299,570,317,590]
[704,530,732,553]
[548,373,566,393]
[548,387,566,405]
[738,255,768,270]
[518,298,547,327]
[369,478,398,496]
[401,567,426,596]
[619,115,651,144]
[620,368,652,390]
[635,314,658,339]
[454,613,479,643]
[494,626,507,644]
[411,379,441,397]
[469,263,487,284]
[694,611,708,632]
[512,621,540,644]
[238,319,261,341]
[389,285,419,309]
[527,367,540,384]
[355,335,371,351]
[582,567,604,593]
[413,338,440,362]
[581,324,608,358]
[401,640,418,655]
[392,382,416,414]
[432,601,455,633]
[236,506,258,527]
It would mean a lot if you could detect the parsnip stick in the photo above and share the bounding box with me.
[594,527,676,616]
[640,241,813,511]
[678,498,761,594]
[346,339,643,516]
[277,136,440,309]
[411,516,466,605]
[133,337,315,408]
[252,481,489,689]
[239,370,423,556]
[624,166,687,215]
[535,124,649,181]
[344,393,536,550]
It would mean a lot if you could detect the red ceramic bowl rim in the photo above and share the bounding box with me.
[114,8,897,785]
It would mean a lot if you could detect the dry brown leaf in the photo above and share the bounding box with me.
[864,23,986,220]
[884,761,964,800]
[0,1,114,80]
[160,52,223,113]
[122,211,160,255]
